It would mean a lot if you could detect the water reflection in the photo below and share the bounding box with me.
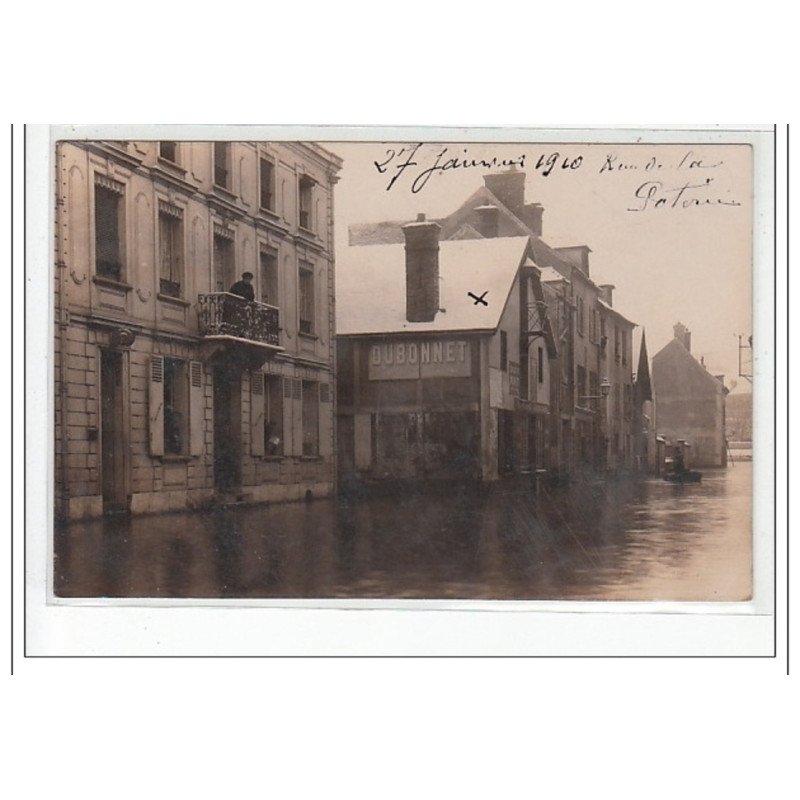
[54,463,752,601]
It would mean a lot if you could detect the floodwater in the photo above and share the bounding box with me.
[54,462,752,601]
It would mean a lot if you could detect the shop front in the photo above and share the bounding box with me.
[337,335,483,484]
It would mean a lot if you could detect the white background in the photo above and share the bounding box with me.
[2,2,795,799]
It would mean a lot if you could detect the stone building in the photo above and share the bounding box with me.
[348,168,638,479]
[651,322,729,468]
[54,139,342,520]
[336,219,557,484]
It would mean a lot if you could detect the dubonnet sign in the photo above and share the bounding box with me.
[368,340,472,380]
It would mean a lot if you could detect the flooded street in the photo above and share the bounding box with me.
[54,463,752,601]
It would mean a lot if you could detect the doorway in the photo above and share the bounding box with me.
[100,349,128,513]
[498,410,515,475]
[213,367,242,490]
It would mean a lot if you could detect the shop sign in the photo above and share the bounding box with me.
[368,340,471,380]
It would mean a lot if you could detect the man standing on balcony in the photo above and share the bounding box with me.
[229,272,255,302]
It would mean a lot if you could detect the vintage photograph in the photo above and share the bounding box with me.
[51,134,754,601]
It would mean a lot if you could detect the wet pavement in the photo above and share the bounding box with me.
[54,462,752,601]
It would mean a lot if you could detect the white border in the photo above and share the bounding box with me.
[26,124,775,656]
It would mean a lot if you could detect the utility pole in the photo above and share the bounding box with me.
[737,334,753,383]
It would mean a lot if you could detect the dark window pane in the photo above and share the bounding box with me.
[160,141,177,163]
[299,267,314,333]
[214,142,229,188]
[95,185,122,279]
[260,159,274,210]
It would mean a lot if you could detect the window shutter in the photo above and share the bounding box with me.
[318,382,332,459]
[292,379,303,456]
[250,371,265,457]
[149,355,165,457]
[189,360,204,456]
[282,377,294,456]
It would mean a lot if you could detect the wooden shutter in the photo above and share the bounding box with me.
[250,371,265,456]
[282,377,294,456]
[318,382,332,459]
[292,379,303,456]
[149,355,165,456]
[189,360,204,456]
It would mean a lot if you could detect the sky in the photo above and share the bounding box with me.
[328,140,754,393]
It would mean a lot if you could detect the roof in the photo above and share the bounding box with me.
[652,338,729,396]
[539,266,568,284]
[336,236,531,336]
[598,298,637,327]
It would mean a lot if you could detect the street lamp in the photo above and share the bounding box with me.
[579,377,611,401]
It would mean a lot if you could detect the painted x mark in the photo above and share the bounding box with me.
[468,290,488,306]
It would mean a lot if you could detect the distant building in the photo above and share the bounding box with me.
[336,218,557,483]
[633,330,653,472]
[55,140,342,519]
[651,323,729,468]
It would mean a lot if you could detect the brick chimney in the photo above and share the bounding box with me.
[599,284,615,307]
[474,203,499,238]
[520,202,544,236]
[484,168,526,213]
[402,213,441,322]
[673,322,691,352]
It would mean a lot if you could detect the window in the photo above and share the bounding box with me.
[301,381,319,456]
[500,330,508,371]
[299,175,314,230]
[265,375,283,456]
[164,358,188,455]
[159,141,178,163]
[577,296,585,336]
[214,231,235,293]
[214,141,230,188]
[622,331,628,365]
[614,326,621,363]
[590,309,597,343]
[299,264,315,334]
[538,346,544,384]
[260,157,275,211]
[260,250,278,306]
[577,365,587,406]
[158,203,184,297]
[94,179,125,280]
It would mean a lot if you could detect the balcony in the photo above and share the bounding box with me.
[197,292,282,368]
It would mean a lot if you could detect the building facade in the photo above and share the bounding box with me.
[55,139,342,520]
[348,168,638,481]
[336,221,557,484]
[651,322,729,468]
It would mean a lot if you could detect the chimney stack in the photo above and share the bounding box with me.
[402,213,441,322]
[599,284,615,307]
[474,203,499,238]
[520,202,544,236]
[673,322,691,353]
[483,168,526,213]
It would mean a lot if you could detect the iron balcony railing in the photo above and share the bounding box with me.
[197,292,280,347]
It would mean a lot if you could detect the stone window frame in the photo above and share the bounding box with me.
[92,172,127,284]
